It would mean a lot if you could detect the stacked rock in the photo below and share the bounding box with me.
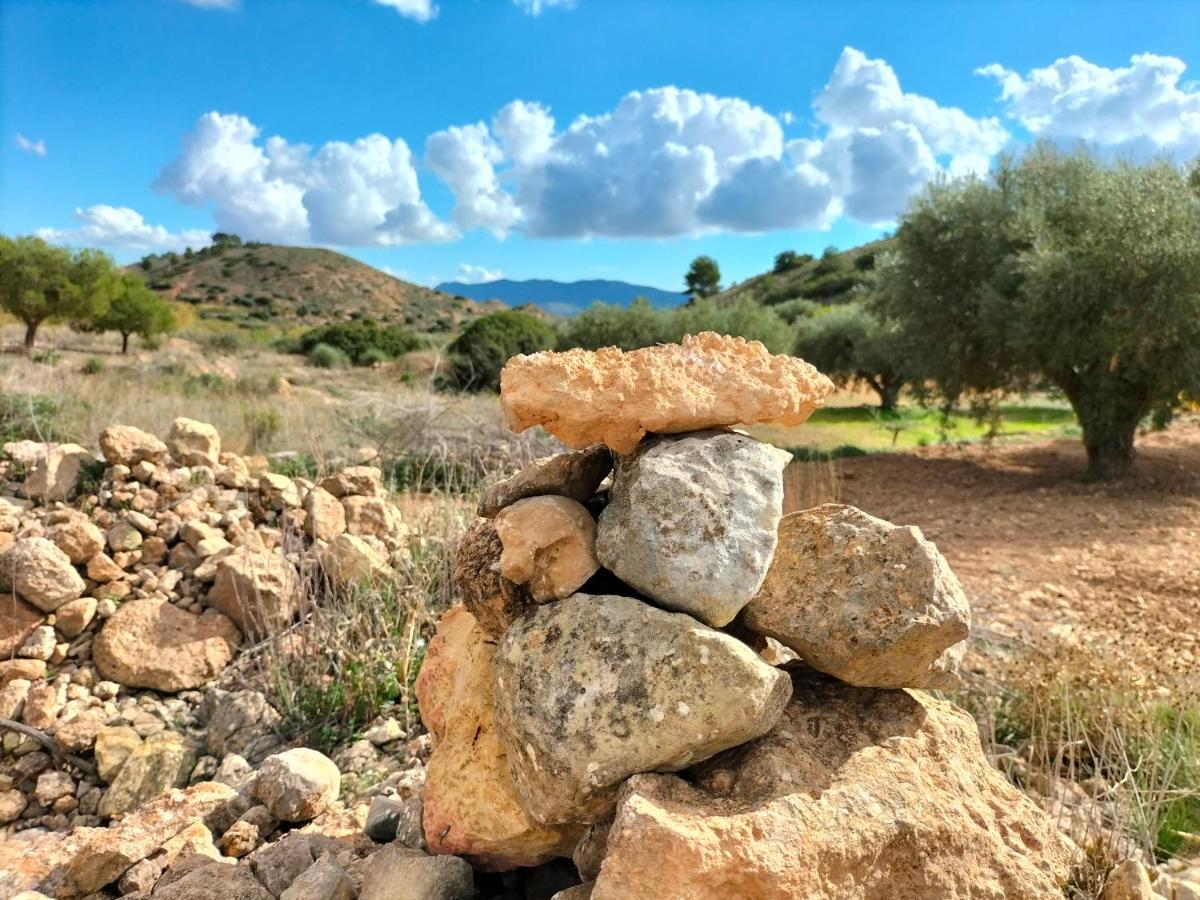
[418,333,1074,899]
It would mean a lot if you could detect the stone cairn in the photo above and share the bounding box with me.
[420,332,1074,899]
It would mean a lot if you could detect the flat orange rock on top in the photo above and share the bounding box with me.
[499,332,835,453]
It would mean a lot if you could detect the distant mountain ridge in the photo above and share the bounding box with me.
[436,278,687,315]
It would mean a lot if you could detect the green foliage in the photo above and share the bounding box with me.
[269,452,320,480]
[0,393,67,445]
[80,356,104,375]
[684,255,721,298]
[556,298,670,351]
[278,655,403,753]
[295,320,422,366]
[446,310,556,391]
[813,245,844,277]
[307,342,351,369]
[876,144,1200,478]
[773,250,811,273]
[85,274,177,353]
[794,304,910,409]
[29,349,62,367]
[243,407,283,453]
[381,453,480,494]
[199,331,244,355]
[0,235,120,349]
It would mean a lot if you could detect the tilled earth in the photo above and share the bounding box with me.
[784,416,1200,694]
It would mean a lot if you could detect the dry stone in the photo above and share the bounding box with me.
[491,593,792,824]
[478,445,612,517]
[254,748,340,822]
[416,605,578,870]
[46,513,104,564]
[318,533,392,587]
[208,546,300,638]
[0,593,44,657]
[23,443,94,501]
[596,431,790,627]
[499,333,834,453]
[93,598,241,691]
[495,496,599,603]
[589,674,1073,900]
[98,731,197,818]
[99,425,168,467]
[742,504,971,689]
[1101,859,1154,899]
[168,417,221,467]
[303,486,345,542]
[452,518,534,638]
[0,537,86,611]
[357,846,474,900]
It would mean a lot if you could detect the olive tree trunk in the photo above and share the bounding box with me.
[22,320,41,351]
[1056,370,1148,480]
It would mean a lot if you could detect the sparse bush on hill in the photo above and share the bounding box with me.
[293,319,423,366]
[446,309,556,391]
[308,342,351,369]
[877,144,1200,479]
[773,250,812,273]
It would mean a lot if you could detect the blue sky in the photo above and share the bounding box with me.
[3,0,1199,291]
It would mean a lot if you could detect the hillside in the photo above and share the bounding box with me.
[715,238,893,312]
[436,278,686,315]
[134,241,504,333]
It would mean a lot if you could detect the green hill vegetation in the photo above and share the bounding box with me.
[134,234,501,333]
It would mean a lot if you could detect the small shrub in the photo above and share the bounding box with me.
[358,347,391,367]
[0,394,67,445]
[80,356,105,375]
[202,331,243,355]
[30,349,61,367]
[295,320,423,366]
[308,343,351,369]
[269,451,320,480]
[244,407,283,453]
[446,310,556,392]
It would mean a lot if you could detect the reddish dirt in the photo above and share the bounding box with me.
[785,416,1200,693]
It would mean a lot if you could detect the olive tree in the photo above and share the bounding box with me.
[793,303,909,410]
[0,236,118,350]
[90,275,177,353]
[684,255,721,298]
[876,145,1200,479]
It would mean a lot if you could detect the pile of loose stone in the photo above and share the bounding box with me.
[419,333,1076,899]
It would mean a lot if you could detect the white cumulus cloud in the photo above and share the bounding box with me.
[453,264,504,283]
[37,205,212,253]
[372,0,438,22]
[153,111,454,246]
[514,0,576,15]
[426,123,521,236]
[15,134,47,157]
[978,53,1200,158]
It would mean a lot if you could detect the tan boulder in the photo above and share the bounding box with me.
[477,444,612,517]
[589,674,1073,900]
[54,596,98,638]
[87,552,124,582]
[259,472,301,510]
[95,725,144,783]
[93,598,241,691]
[0,658,46,686]
[0,593,44,657]
[342,494,403,540]
[499,333,834,453]
[208,546,300,638]
[167,417,221,467]
[0,537,86,611]
[318,533,393,587]
[98,731,197,818]
[416,605,577,869]
[742,504,970,689]
[67,781,236,894]
[54,706,109,752]
[494,496,599,602]
[46,512,105,564]
[99,425,168,467]
[253,748,340,822]
[1101,859,1154,899]
[23,443,94,501]
[319,465,382,498]
[451,519,534,638]
[303,486,345,541]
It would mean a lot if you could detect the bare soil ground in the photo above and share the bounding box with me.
[786,417,1200,694]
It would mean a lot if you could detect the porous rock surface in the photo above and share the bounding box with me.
[451,518,535,638]
[416,605,578,869]
[596,431,791,627]
[207,546,301,639]
[495,496,600,602]
[477,444,613,518]
[499,332,834,453]
[589,674,1074,900]
[0,536,87,612]
[92,598,242,692]
[253,748,341,822]
[742,503,970,688]
[491,593,792,825]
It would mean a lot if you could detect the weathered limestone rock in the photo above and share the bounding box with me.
[208,546,300,638]
[67,781,236,894]
[357,846,474,900]
[203,689,283,763]
[93,598,241,691]
[452,519,534,638]
[54,595,98,638]
[98,731,197,817]
[95,726,144,783]
[99,425,168,467]
[281,858,354,900]
[0,537,86,611]
[742,504,971,689]
[596,431,790,627]
[54,705,109,752]
[500,333,834,453]
[495,496,599,603]
[1101,859,1154,900]
[249,833,316,896]
[46,512,104,564]
[588,674,1073,900]
[318,533,393,587]
[415,605,577,869]
[492,593,792,824]
[0,593,44,657]
[168,416,221,466]
[478,445,613,517]
[23,443,94,501]
[254,748,340,822]
[151,859,271,900]
[303,486,346,542]
[319,465,382,498]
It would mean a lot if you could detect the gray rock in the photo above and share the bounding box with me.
[253,748,340,823]
[492,593,792,825]
[203,689,283,763]
[152,860,272,899]
[365,793,424,848]
[478,444,612,518]
[595,431,790,627]
[249,833,315,898]
[280,858,354,900]
[357,846,474,900]
[742,504,971,689]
